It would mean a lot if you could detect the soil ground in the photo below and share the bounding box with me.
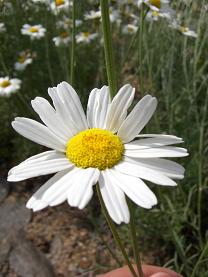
[0,169,154,277]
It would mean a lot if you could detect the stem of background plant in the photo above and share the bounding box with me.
[70,0,76,86]
[44,14,54,85]
[139,4,144,95]
[96,184,138,277]
[127,198,144,277]
[197,124,204,249]
[190,240,208,277]
[89,212,122,267]
[100,0,117,98]
[0,52,9,75]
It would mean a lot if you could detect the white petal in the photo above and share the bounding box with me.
[12,117,66,152]
[41,167,81,204]
[118,95,157,143]
[56,82,88,132]
[124,146,188,158]
[67,168,100,209]
[124,156,185,179]
[105,84,135,133]
[26,169,70,211]
[99,171,130,224]
[107,169,157,208]
[48,87,77,137]
[31,97,70,141]
[124,136,183,150]
[136,134,182,139]
[87,88,98,128]
[115,160,177,186]
[87,86,109,129]
[8,151,73,182]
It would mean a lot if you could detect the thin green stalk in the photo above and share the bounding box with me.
[44,14,54,85]
[96,184,138,277]
[100,0,117,98]
[89,214,122,267]
[139,4,144,95]
[197,124,204,249]
[70,0,76,86]
[182,36,189,91]
[0,52,9,75]
[127,199,144,277]
[190,241,208,277]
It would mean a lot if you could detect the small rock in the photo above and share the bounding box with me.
[78,257,92,269]
[9,236,57,277]
[0,198,31,240]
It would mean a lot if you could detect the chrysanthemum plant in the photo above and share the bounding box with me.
[8,0,188,276]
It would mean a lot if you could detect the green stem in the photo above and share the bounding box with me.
[89,213,122,267]
[70,0,76,86]
[190,241,208,277]
[96,184,138,277]
[100,0,117,98]
[197,124,204,249]
[0,52,9,75]
[127,199,144,277]
[139,4,144,95]
[44,14,54,85]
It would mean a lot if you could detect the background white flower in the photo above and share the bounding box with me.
[14,50,33,71]
[0,22,6,33]
[50,0,71,14]
[84,10,101,20]
[76,32,98,44]
[122,24,138,34]
[21,24,46,40]
[0,77,21,96]
[8,82,188,224]
[53,32,71,46]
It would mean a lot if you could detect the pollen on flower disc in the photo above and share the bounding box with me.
[66,128,124,170]
[150,0,161,8]
[0,80,10,88]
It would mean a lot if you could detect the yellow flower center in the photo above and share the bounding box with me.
[66,128,124,170]
[18,57,26,64]
[55,0,65,6]
[0,80,11,88]
[29,27,39,33]
[127,26,134,32]
[152,10,159,16]
[150,0,161,8]
[179,26,189,33]
[60,32,69,38]
[83,32,90,38]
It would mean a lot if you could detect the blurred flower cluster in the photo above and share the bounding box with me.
[0,0,198,97]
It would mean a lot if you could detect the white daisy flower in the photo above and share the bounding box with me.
[84,10,101,20]
[8,82,188,224]
[0,77,21,96]
[56,17,82,29]
[178,26,198,38]
[170,21,197,38]
[14,50,33,71]
[109,8,120,23]
[138,0,170,11]
[122,24,138,34]
[53,32,71,47]
[76,32,98,44]
[146,10,171,21]
[21,24,46,40]
[50,0,71,13]
[0,22,6,33]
